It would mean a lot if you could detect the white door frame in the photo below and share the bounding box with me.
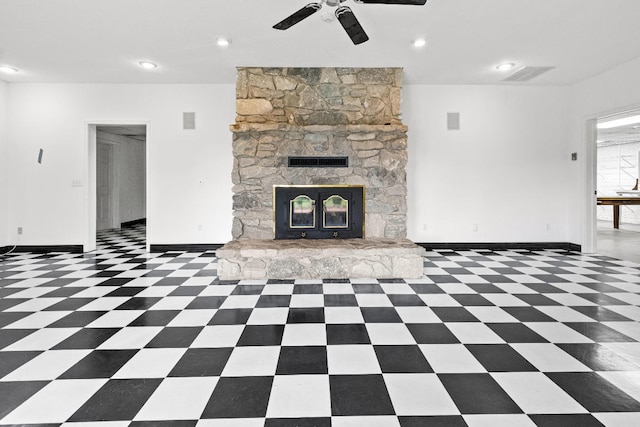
[84,121,150,252]
[582,104,640,253]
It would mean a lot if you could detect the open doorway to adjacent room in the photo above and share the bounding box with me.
[596,110,640,262]
[85,123,148,252]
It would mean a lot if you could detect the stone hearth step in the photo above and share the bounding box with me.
[216,238,426,280]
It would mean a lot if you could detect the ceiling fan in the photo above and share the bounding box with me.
[273,0,428,45]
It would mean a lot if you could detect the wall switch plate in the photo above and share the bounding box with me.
[72,180,83,187]
[571,152,578,161]
[17,227,22,235]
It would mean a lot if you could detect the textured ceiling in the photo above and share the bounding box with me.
[1,0,640,85]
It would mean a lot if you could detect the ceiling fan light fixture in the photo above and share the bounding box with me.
[412,38,427,48]
[0,65,19,74]
[138,61,157,70]
[216,37,231,47]
[496,62,516,71]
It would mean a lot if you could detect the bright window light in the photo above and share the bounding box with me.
[0,65,19,74]
[597,115,640,129]
[412,38,427,48]
[496,62,515,71]
[216,37,231,47]
[138,61,158,70]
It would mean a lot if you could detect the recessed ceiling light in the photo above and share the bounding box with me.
[0,65,19,74]
[138,61,158,70]
[412,38,427,48]
[496,62,515,71]
[597,114,640,129]
[216,37,231,47]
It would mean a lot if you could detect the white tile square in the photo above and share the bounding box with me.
[437,283,476,294]
[134,286,177,297]
[536,306,596,322]
[492,372,587,414]
[395,307,440,323]
[97,326,163,350]
[6,311,71,329]
[1,379,107,424]
[149,296,196,310]
[2,349,91,381]
[77,297,130,311]
[466,307,518,323]
[418,294,461,307]
[113,348,186,378]
[246,307,289,325]
[594,412,640,427]
[546,293,598,306]
[463,414,537,427]
[331,416,400,427]
[86,310,145,328]
[134,377,219,421]
[324,307,365,324]
[167,309,216,327]
[446,323,505,344]
[327,345,380,374]
[266,375,331,418]
[281,324,327,346]
[365,324,416,345]
[4,328,80,351]
[322,283,354,294]
[355,294,392,307]
[199,285,236,296]
[383,373,459,415]
[510,343,590,372]
[602,343,640,366]
[219,295,260,309]
[525,322,594,343]
[380,283,414,294]
[419,344,486,373]
[191,325,245,348]
[290,294,325,308]
[221,346,280,376]
[603,322,640,341]
[196,419,264,427]
[452,275,490,284]
[597,372,640,403]
[262,284,294,295]
[5,297,65,312]
[70,285,118,298]
[482,294,530,307]
[494,283,538,294]
[608,306,640,321]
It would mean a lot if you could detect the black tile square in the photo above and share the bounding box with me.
[571,306,632,321]
[326,324,371,345]
[546,372,640,412]
[323,294,358,307]
[68,378,162,421]
[502,307,556,322]
[564,322,636,342]
[428,275,461,283]
[256,295,291,308]
[209,308,252,325]
[287,308,325,323]
[557,343,640,371]
[145,326,203,348]
[360,307,402,323]
[130,421,196,427]
[519,283,565,293]
[48,311,107,328]
[0,381,49,419]
[387,294,426,306]
[467,284,505,293]
[514,294,561,306]
[60,349,139,379]
[237,325,285,346]
[330,374,395,416]
[486,323,548,343]
[0,298,29,311]
[352,284,384,293]
[409,284,445,294]
[185,296,227,310]
[201,376,273,418]
[374,345,433,373]
[293,284,323,294]
[169,347,233,377]
[53,328,119,350]
[169,285,206,296]
[265,418,331,427]
[276,346,328,375]
[438,373,522,414]
[0,312,31,328]
[465,344,537,372]
[580,283,629,293]
[106,286,146,297]
[323,279,350,284]
[155,277,188,286]
[451,294,493,306]
[267,279,295,284]
[115,297,162,310]
[100,278,135,287]
[399,416,468,427]
[231,285,264,295]
[0,351,41,378]
[431,307,479,322]
[479,275,514,283]
[574,293,627,305]
[528,414,606,427]
[41,286,86,298]
[407,324,460,344]
[129,310,181,326]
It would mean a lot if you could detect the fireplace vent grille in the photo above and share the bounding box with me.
[288,156,349,168]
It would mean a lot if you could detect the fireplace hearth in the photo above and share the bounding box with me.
[274,185,364,239]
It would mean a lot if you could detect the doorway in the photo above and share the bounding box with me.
[85,123,148,252]
[595,110,640,262]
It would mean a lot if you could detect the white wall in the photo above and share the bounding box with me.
[569,56,640,247]
[404,85,571,243]
[0,80,8,247]
[97,130,147,225]
[7,84,235,246]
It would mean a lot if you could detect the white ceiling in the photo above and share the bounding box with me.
[1,0,640,85]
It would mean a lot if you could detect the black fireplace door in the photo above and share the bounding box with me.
[274,186,364,239]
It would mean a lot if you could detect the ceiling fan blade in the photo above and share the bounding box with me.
[273,3,322,30]
[354,0,427,5]
[336,6,369,45]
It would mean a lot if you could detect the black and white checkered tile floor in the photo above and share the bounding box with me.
[1,224,640,426]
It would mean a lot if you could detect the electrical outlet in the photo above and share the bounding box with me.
[17,227,23,235]
[473,224,478,232]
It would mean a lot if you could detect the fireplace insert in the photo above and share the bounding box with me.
[273,185,365,239]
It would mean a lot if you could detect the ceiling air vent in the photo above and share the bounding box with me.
[502,66,555,82]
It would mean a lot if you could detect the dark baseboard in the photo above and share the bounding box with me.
[14,245,84,254]
[418,242,582,252]
[121,218,146,228]
[0,246,14,255]
[150,244,224,252]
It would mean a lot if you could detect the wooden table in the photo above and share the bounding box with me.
[597,196,640,229]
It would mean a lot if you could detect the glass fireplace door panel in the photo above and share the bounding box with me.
[290,195,316,228]
[323,195,349,228]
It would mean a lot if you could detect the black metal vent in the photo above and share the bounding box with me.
[288,156,349,168]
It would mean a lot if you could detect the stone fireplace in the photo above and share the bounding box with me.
[216,67,426,280]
